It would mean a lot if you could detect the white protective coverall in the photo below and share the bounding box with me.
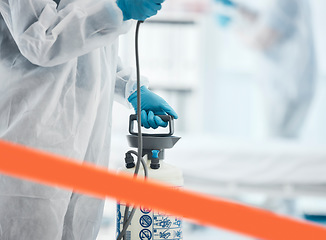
[240,0,316,138]
[0,0,144,239]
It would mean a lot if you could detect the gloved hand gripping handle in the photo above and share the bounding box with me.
[129,114,174,137]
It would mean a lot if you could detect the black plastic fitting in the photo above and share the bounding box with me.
[125,152,135,169]
[150,159,160,170]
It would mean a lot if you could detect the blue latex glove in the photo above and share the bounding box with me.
[217,15,232,27]
[116,0,164,21]
[128,86,178,129]
[215,0,235,7]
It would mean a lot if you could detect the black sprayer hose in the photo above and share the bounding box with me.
[117,20,145,240]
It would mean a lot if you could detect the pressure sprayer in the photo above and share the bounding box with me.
[116,115,183,240]
[115,20,183,240]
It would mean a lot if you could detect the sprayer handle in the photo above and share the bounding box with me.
[129,114,174,136]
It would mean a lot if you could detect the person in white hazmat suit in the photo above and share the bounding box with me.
[0,0,178,239]
[216,0,315,138]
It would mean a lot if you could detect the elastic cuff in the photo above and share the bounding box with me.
[125,76,149,99]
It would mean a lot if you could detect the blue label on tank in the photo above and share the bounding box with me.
[153,214,183,239]
[116,204,121,236]
[139,229,152,240]
[140,206,152,214]
[140,215,153,228]
[117,204,182,239]
[175,229,182,238]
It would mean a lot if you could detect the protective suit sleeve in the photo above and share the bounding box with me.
[0,0,129,67]
[114,58,149,107]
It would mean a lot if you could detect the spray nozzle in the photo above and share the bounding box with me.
[150,150,160,170]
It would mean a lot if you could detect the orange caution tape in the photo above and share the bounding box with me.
[0,140,326,240]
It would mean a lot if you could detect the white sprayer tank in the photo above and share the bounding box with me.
[117,154,184,240]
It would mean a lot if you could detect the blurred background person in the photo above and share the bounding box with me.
[215,0,316,139]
